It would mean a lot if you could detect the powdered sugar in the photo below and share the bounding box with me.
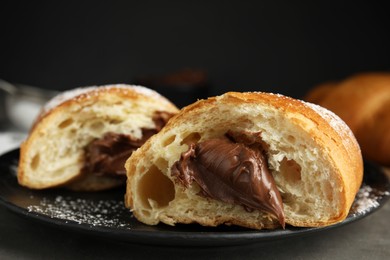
[303,101,358,152]
[41,84,168,117]
[24,182,389,229]
[350,184,390,216]
[237,92,358,153]
[256,92,355,144]
[27,195,133,228]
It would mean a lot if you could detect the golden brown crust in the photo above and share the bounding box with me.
[30,85,177,132]
[18,84,179,190]
[126,91,363,229]
[305,72,390,165]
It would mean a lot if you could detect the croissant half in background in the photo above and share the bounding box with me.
[305,72,390,166]
[18,84,179,191]
[125,92,363,229]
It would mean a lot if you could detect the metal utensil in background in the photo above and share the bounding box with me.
[0,79,58,132]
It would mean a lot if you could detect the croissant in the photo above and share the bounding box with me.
[305,72,390,166]
[18,84,179,191]
[125,92,363,229]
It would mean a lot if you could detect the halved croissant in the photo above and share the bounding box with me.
[125,92,363,229]
[18,84,179,191]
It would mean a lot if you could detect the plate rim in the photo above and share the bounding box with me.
[1,148,389,246]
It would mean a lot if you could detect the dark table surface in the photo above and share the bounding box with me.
[1,195,389,259]
[0,130,389,260]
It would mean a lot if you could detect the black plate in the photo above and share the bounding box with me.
[0,149,389,246]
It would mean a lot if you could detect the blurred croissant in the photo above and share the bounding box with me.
[305,72,390,166]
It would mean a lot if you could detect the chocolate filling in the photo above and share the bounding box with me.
[171,131,285,227]
[82,111,174,177]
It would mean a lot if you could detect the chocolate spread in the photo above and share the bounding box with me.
[82,111,174,177]
[171,132,285,227]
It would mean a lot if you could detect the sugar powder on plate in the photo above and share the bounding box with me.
[27,195,133,228]
[25,182,389,229]
[349,184,389,217]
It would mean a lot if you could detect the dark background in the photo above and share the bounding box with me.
[1,1,389,106]
[1,2,390,258]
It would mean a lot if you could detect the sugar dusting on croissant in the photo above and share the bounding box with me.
[305,72,390,166]
[18,84,179,191]
[125,92,363,229]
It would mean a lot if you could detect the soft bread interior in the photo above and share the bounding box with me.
[19,87,178,189]
[126,93,362,229]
